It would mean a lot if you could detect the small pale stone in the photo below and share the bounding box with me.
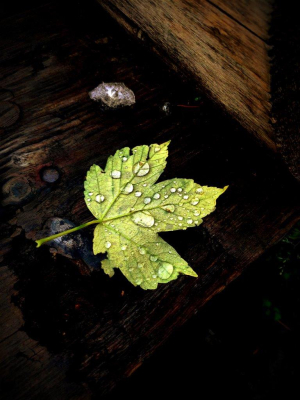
[89,82,135,108]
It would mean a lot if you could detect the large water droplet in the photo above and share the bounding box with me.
[122,157,128,162]
[123,183,134,194]
[153,193,160,199]
[144,197,151,204]
[132,211,155,228]
[154,147,161,152]
[105,241,111,248]
[191,199,199,205]
[196,188,203,194]
[133,162,150,176]
[177,188,183,192]
[158,262,174,279]
[194,211,200,216]
[162,205,175,213]
[170,188,176,193]
[150,255,158,262]
[183,195,189,200]
[187,219,193,224]
[88,192,93,196]
[95,194,105,203]
[111,170,121,179]
[135,191,142,197]
[178,216,183,220]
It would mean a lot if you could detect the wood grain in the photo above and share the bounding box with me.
[211,0,273,40]
[99,0,274,150]
[0,1,299,398]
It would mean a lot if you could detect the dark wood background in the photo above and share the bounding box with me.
[0,1,299,398]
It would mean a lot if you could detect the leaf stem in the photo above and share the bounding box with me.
[35,219,101,248]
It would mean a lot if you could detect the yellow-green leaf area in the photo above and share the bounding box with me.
[84,142,227,290]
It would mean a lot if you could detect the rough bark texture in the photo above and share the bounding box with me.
[0,1,299,399]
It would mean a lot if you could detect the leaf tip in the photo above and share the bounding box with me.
[163,140,171,148]
[35,240,42,248]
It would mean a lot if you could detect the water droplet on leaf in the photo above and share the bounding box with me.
[95,194,105,203]
[133,162,150,176]
[132,211,155,228]
[158,262,174,279]
[135,278,143,285]
[111,170,121,179]
[123,183,134,194]
[139,247,146,255]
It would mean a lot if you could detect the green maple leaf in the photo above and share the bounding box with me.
[36,142,227,290]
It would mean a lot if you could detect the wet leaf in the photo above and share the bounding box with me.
[84,142,227,290]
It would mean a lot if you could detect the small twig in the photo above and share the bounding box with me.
[176,104,201,108]
[277,319,291,331]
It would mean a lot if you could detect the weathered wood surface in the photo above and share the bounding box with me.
[99,0,274,148]
[98,0,299,179]
[0,1,299,398]
[212,0,273,40]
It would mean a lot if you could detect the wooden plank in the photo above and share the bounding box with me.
[98,0,300,180]
[99,0,274,150]
[212,0,273,40]
[0,1,299,398]
[0,266,88,400]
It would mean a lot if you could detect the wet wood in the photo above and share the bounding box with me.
[212,0,273,40]
[98,0,299,179]
[0,1,299,399]
[99,0,274,149]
